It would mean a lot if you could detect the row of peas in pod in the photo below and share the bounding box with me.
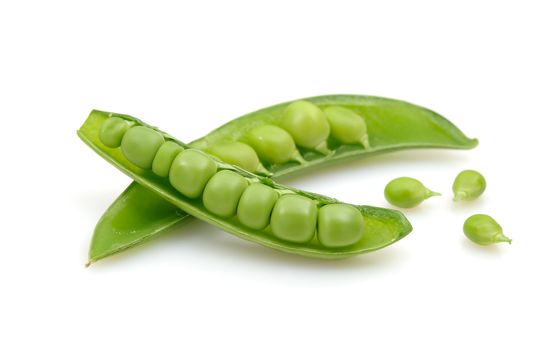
[201,101,370,174]
[98,115,365,248]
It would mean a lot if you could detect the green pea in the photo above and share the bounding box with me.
[317,204,364,248]
[246,125,305,164]
[169,149,217,198]
[464,214,511,245]
[282,101,330,154]
[453,170,486,201]
[202,170,248,218]
[384,177,440,208]
[120,126,165,169]
[323,106,369,147]
[99,117,131,148]
[270,194,317,243]
[152,141,183,177]
[237,183,279,229]
[207,142,266,174]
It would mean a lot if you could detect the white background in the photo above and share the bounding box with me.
[1,1,554,349]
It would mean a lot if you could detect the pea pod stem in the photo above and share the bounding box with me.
[84,95,478,263]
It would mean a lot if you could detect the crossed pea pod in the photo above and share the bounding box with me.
[78,95,477,264]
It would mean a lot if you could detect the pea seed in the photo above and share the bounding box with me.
[169,149,217,198]
[384,177,440,208]
[99,117,132,148]
[121,126,165,169]
[323,106,369,147]
[317,204,364,248]
[464,214,511,245]
[282,101,330,154]
[453,170,486,201]
[152,141,183,177]
[202,170,248,218]
[270,194,317,243]
[246,125,305,164]
[237,183,279,229]
[207,142,266,174]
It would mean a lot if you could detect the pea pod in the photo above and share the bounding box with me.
[84,95,478,263]
[79,110,413,259]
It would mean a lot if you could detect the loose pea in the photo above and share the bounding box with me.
[169,149,217,198]
[453,170,486,201]
[317,204,364,248]
[99,117,132,148]
[202,170,248,218]
[246,125,305,164]
[463,214,511,245]
[270,194,317,243]
[237,183,279,229]
[282,101,330,154]
[323,106,369,147]
[152,141,183,177]
[120,126,165,169]
[208,142,265,174]
[384,177,440,208]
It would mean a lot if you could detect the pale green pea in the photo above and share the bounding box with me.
[121,126,165,169]
[99,117,132,148]
[270,194,317,243]
[317,204,364,248]
[453,170,486,201]
[246,125,305,164]
[237,183,279,229]
[152,141,183,177]
[323,106,369,147]
[202,170,248,218]
[464,214,511,245]
[384,177,440,208]
[169,150,217,198]
[207,142,267,174]
[282,101,330,154]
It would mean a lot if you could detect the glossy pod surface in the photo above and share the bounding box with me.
[86,95,478,263]
[79,110,413,259]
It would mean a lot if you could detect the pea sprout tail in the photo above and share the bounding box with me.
[359,136,370,149]
[255,164,272,177]
[292,151,308,165]
[495,233,512,244]
[453,191,468,201]
[314,141,331,155]
[426,189,441,198]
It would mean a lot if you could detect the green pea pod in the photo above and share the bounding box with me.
[78,110,413,259]
[85,95,478,263]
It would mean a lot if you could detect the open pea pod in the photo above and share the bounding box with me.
[85,95,478,263]
[78,110,413,259]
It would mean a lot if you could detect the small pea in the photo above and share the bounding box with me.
[270,194,317,243]
[99,117,132,148]
[237,183,279,229]
[121,126,165,169]
[246,125,305,164]
[384,177,440,208]
[282,101,330,154]
[202,170,248,218]
[463,214,511,245]
[169,149,217,198]
[323,106,369,147]
[208,142,267,174]
[453,170,486,201]
[317,204,364,248]
[152,141,183,177]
